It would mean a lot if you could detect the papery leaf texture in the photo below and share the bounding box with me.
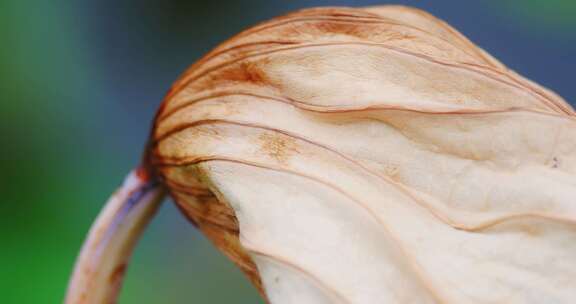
[68,6,576,304]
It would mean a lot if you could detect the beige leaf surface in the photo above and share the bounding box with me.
[68,5,576,304]
[152,6,576,303]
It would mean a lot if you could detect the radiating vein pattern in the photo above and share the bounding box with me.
[152,5,576,304]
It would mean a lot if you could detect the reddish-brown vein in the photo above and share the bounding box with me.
[162,42,565,116]
[156,89,575,131]
[154,118,576,233]
[246,248,350,304]
[160,156,449,303]
[196,16,482,64]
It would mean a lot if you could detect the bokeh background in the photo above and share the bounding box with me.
[1,0,575,303]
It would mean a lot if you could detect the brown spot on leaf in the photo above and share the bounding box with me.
[218,60,270,85]
[258,132,299,164]
[383,162,401,181]
[551,156,560,169]
[316,21,363,37]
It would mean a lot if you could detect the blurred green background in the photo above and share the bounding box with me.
[1,0,575,303]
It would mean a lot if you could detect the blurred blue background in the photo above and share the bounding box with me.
[1,0,575,303]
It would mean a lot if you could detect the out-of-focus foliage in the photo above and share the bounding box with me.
[0,0,574,303]
[500,0,576,29]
